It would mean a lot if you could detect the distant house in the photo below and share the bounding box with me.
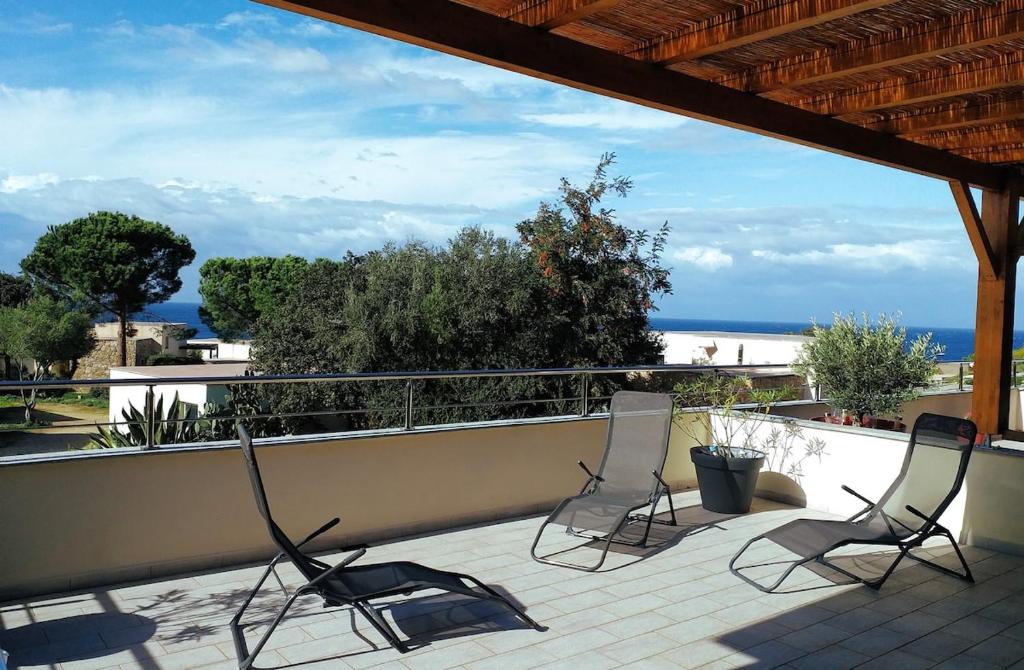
[108,362,249,429]
[657,331,810,366]
[73,322,192,380]
[183,338,252,361]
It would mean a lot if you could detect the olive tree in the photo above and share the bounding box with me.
[0,296,95,421]
[794,313,942,420]
[21,212,195,366]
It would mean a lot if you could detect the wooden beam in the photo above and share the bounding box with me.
[861,97,1024,135]
[623,0,896,65]
[912,122,1024,151]
[254,0,1009,190]
[971,182,1021,435]
[502,0,623,30]
[1017,212,1024,256]
[793,53,1024,116]
[722,1,1024,93]
[951,180,997,279]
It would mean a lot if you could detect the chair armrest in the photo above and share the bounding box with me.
[296,517,341,549]
[652,471,671,489]
[578,460,604,482]
[904,504,935,525]
[841,485,875,507]
[307,548,367,588]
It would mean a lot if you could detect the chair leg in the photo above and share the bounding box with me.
[729,535,814,593]
[533,515,625,571]
[459,576,546,631]
[354,601,409,653]
[665,486,678,526]
[231,575,307,670]
[905,528,975,583]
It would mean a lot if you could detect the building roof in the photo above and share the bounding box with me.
[109,362,250,380]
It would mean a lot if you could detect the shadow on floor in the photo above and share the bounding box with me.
[545,498,797,573]
[713,545,1024,668]
[2,612,157,669]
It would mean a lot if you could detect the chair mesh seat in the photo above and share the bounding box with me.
[764,518,908,560]
[323,562,468,600]
[730,413,978,592]
[549,493,648,534]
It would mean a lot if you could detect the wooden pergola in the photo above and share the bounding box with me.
[258,0,1023,435]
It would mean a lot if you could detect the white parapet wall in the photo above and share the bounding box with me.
[657,330,811,366]
[719,393,1024,556]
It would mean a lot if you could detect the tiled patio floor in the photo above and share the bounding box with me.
[4,491,1024,669]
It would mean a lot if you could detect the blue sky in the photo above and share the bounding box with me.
[0,0,1002,328]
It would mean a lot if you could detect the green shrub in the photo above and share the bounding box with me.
[794,313,942,419]
[146,352,201,366]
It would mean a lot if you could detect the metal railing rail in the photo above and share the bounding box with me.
[0,363,803,450]
[0,362,793,391]
[0,359,1003,453]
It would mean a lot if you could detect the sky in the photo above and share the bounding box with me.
[0,0,1006,328]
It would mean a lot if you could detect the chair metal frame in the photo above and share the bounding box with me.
[531,392,677,571]
[231,425,543,669]
[730,413,976,593]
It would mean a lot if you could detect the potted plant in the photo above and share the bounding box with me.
[674,374,791,514]
[794,313,942,428]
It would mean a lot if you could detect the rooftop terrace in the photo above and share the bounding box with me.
[4,490,1024,670]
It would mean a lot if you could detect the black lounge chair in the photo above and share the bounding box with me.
[230,425,543,669]
[730,412,977,592]
[531,390,677,571]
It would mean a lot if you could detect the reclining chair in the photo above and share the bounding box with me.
[531,391,676,571]
[231,425,543,669]
[730,412,977,592]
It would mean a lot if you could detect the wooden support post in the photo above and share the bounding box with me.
[967,183,1020,435]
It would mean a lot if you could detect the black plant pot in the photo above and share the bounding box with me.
[690,446,766,514]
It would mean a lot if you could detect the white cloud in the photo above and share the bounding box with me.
[521,106,687,131]
[0,83,592,208]
[0,176,525,297]
[0,14,72,35]
[751,240,964,272]
[673,246,733,271]
[0,173,59,193]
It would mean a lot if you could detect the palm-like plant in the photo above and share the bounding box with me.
[89,392,204,448]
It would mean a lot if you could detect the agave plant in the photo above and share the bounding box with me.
[89,391,204,449]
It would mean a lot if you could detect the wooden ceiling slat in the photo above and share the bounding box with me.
[955,142,1024,163]
[622,0,898,65]
[864,96,1024,134]
[502,0,623,29]
[792,54,1024,115]
[722,1,1024,93]
[912,122,1024,150]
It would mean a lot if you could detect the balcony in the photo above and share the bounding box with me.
[3,491,1024,669]
[2,369,1024,668]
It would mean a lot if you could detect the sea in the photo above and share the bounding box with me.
[133,302,1019,362]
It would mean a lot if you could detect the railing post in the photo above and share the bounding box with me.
[814,383,821,402]
[958,363,965,392]
[145,385,156,450]
[1014,362,1019,387]
[580,374,590,417]
[404,380,414,430]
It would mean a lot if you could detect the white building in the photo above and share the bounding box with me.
[93,321,190,355]
[108,362,249,428]
[185,338,252,361]
[657,330,811,366]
